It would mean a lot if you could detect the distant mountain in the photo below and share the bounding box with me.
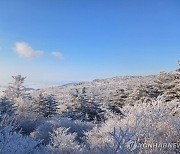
[0,85,7,88]
[25,87,35,92]
[59,82,76,87]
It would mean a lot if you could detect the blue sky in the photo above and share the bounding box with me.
[0,0,180,86]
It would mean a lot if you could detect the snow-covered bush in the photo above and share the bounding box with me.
[122,97,179,153]
[86,96,179,153]
[30,116,94,145]
[155,63,180,102]
[85,113,123,149]
[98,127,137,154]
[30,117,53,144]
[127,84,161,105]
[15,109,39,135]
[0,115,45,154]
[47,127,84,154]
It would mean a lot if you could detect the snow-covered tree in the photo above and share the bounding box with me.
[3,75,32,111]
[0,97,16,119]
[4,75,28,101]
[44,95,59,117]
[33,94,59,117]
[65,87,105,123]
[33,94,47,116]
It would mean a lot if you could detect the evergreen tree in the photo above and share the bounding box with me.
[33,94,59,117]
[33,94,47,116]
[0,97,16,117]
[0,97,16,124]
[4,75,28,101]
[65,87,105,123]
[44,95,59,117]
[4,75,32,112]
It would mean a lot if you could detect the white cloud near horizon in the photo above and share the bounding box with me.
[51,51,64,60]
[14,42,44,58]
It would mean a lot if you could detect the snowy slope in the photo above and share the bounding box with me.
[31,75,159,113]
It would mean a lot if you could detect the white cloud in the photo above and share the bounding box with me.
[14,42,44,58]
[51,51,64,60]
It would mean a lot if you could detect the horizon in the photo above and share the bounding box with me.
[0,0,180,86]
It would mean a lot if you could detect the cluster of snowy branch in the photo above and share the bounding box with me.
[0,64,179,154]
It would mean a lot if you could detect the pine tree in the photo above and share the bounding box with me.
[33,94,47,116]
[0,97,16,124]
[4,75,32,112]
[0,97,16,118]
[33,94,59,117]
[44,95,59,117]
[65,87,105,122]
[4,75,28,101]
